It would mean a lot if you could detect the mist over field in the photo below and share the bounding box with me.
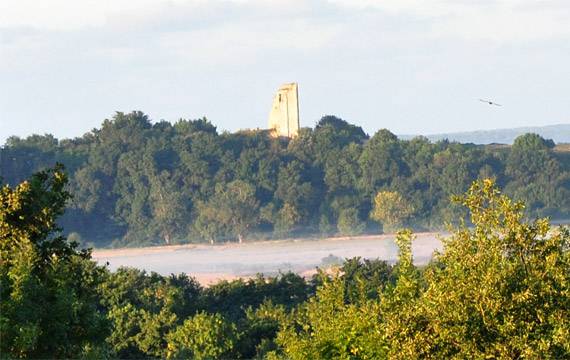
[93,233,443,284]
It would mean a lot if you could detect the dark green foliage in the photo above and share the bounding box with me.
[336,207,366,235]
[194,180,260,243]
[340,257,395,302]
[2,112,570,247]
[505,133,570,216]
[199,273,312,322]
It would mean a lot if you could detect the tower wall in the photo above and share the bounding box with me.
[268,83,299,138]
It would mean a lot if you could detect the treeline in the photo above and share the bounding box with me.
[1,167,568,358]
[1,111,569,247]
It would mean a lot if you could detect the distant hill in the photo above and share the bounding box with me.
[400,124,570,144]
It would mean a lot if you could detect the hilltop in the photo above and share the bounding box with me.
[400,123,570,144]
[2,113,569,248]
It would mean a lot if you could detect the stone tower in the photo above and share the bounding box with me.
[268,83,299,138]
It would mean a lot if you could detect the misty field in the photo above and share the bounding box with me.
[92,232,443,285]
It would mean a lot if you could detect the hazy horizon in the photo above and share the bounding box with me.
[1,112,568,146]
[2,0,570,144]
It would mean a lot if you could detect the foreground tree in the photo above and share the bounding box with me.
[277,180,570,359]
[385,179,570,358]
[394,180,570,358]
[0,164,108,358]
[276,275,386,359]
[166,312,237,359]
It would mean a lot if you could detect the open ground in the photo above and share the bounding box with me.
[92,232,444,286]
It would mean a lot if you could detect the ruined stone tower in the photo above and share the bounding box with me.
[268,83,299,138]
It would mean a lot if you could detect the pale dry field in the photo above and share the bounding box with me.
[92,233,444,286]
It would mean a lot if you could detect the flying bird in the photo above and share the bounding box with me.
[479,98,502,106]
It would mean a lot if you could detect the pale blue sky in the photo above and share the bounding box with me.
[1,0,569,144]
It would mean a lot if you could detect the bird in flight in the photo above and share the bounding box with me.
[479,98,502,106]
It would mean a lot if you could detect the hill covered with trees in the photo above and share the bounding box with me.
[1,111,569,247]
[400,123,570,144]
[1,167,568,358]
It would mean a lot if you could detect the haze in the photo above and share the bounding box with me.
[1,0,569,145]
[92,233,442,285]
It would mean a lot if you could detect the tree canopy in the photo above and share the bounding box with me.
[1,168,569,358]
[2,112,569,247]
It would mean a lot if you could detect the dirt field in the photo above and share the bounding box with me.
[92,233,444,286]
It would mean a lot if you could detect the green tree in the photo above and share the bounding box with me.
[505,133,567,216]
[358,129,406,195]
[312,116,367,165]
[384,180,570,358]
[275,160,320,224]
[195,180,260,243]
[370,190,414,232]
[340,257,395,303]
[276,276,386,359]
[324,143,362,194]
[3,114,570,247]
[274,202,300,237]
[0,165,109,358]
[166,312,237,359]
[99,267,201,358]
[337,207,366,236]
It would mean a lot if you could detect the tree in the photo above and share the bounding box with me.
[276,276,386,359]
[323,143,362,194]
[337,207,365,236]
[370,190,414,232]
[383,179,570,358]
[275,160,320,223]
[3,114,570,247]
[99,268,201,359]
[340,257,395,302]
[315,115,367,144]
[195,180,260,243]
[166,312,237,359]
[505,133,567,216]
[358,129,406,195]
[274,202,300,237]
[0,165,109,358]
[312,116,368,165]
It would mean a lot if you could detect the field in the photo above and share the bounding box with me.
[92,232,443,285]
[555,143,570,152]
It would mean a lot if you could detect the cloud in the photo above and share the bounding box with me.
[328,0,570,42]
[0,0,313,31]
[0,0,345,71]
[0,0,224,31]
[2,0,568,45]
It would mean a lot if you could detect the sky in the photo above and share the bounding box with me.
[1,0,569,144]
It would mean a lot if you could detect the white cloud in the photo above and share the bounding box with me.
[1,0,567,45]
[0,0,313,31]
[156,20,341,67]
[0,0,208,30]
[328,0,570,42]
[328,0,456,16]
